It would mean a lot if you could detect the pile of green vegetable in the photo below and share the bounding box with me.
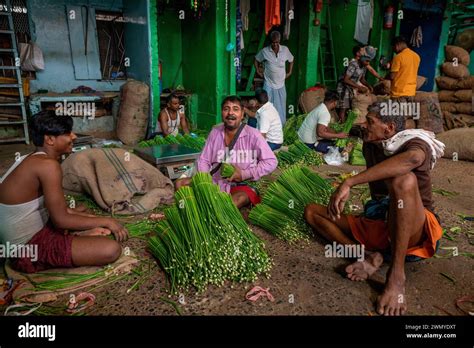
[220,163,235,178]
[138,134,206,151]
[148,172,272,293]
[349,141,366,166]
[334,109,359,148]
[124,219,158,238]
[282,113,307,145]
[276,140,324,169]
[249,166,334,243]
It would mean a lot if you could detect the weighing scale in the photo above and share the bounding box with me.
[133,144,201,180]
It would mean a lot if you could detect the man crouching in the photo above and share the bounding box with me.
[304,101,444,315]
[0,111,128,273]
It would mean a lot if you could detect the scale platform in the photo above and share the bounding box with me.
[133,144,201,180]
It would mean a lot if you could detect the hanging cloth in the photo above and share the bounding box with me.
[354,0,373,44]
[265,0,281,34]
[283,0,294,40]
[410,26,423,48]
[240,0,251,31]
[236,0,243,83]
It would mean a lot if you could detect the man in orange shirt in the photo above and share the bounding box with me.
[389,36,420,99]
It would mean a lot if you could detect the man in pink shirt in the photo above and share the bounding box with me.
[177,96,277,208]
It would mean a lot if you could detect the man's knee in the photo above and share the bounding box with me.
[102,241,122,264]
[304,203,325,222]
[390,172,417,194]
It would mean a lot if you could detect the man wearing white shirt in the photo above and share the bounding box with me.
[255,89,283,151]
[297,90,348,154]
[255,31,294,125]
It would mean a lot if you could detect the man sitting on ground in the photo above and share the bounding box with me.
[0,111,128,273]
[152,93,190,138]
[254,89,283,151]
[243,98,258,128]
[304,101,444,315]
[176,95,277,208]
[297,90,348,154]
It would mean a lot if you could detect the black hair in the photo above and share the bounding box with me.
[166,93,180,104]
[255,89,269,104]
[221,95,243,109]
[29,110,73,146]
[391,36,407,47]
[324,90,339,103]
[352,45,363,56]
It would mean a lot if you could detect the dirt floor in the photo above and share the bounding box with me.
[0,143,473,316]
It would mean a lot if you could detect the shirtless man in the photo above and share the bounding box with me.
[304,101,444,315]
[0,111,128,273]
[153,93,190,137]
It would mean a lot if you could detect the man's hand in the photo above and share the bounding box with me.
[256,67,264,78]
[228,166,243,183]
[285,72,292,79]
[105,219,129,242]
[337,132,349,139]
[358,86,368,94]
[328,181,351,221]
[367,85,374,93]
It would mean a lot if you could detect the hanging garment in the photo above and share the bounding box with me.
[236,1,243,83]
[283,0,294,40]
[410,26,423,48]
[240,0,251,31]
[354,0,373,44]
[265,0,281,34]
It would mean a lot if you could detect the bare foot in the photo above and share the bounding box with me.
[377,279,407,316]
[345,251,383,281]
[72,227,111,237]
[149,213,165,221]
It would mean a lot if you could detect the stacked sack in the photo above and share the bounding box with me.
[436,45,474,130]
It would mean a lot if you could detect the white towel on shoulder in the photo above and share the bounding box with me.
[382,129,445,169]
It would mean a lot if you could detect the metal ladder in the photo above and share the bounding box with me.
[0,0,29,144]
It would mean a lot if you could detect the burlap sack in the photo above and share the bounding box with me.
[441,62,470,79]
[454,89,473,102]
[414,92,444,134]
[456,76,474,89]
[62,148,175,215]
[435,76,459,90]
[445,45,471,66]
[437,128,474,161]
[457,114,474,126]
[352,92,377,124]
[416,76,427,90]
[439,102,457,113]
[438,90,457,102]
[117,80,150,145]
[455,102,473,115]
[298,87,326,113]
[455,28,474,51]
[442,111,471,130]
[6,253,139,303]
[373,80,391,95]
[443,110,456,130]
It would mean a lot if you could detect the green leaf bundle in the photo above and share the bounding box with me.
[250,166,334,242]
[220,163,235,178]
[148,172,271,293]
[335,109,359,148]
